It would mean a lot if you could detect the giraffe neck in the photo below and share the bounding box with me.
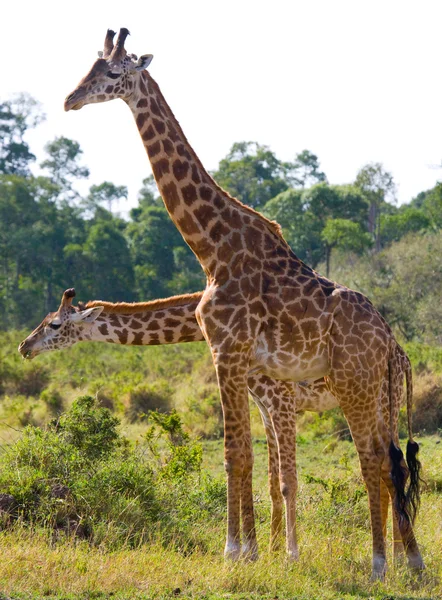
[78,293,204,346]
[126,72,293,279]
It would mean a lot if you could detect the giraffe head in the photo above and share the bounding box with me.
[18,289,104,359]
[64,28,153,111]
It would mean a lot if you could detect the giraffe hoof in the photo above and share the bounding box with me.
[224,542,241,561]
[370,555,387,582]
[287,549,299,561]
[241,543,259,562]
[408,556,425,574]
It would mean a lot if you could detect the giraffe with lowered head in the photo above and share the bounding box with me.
[19,287,337,555]
[19,288,409,560]
[64,29,423,578]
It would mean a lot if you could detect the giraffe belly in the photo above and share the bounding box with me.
[250,350,329,383]
[250,334,330,383]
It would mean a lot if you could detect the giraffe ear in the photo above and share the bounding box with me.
[71,306,104,323]
[135,54,153,71]
[97,51,104,58]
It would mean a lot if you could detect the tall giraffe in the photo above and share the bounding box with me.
[19,288,407,559]
[64,29,423,578]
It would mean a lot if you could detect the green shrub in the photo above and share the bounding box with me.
[125,380,172,422]
[15,362,50,397]
[0,396,226,549]
[39,384,64,413]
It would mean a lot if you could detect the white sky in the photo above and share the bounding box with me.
[3,0,442,213]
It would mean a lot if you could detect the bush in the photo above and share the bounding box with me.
[40,384,64,413]
[125,380,172,422]
[412,373,442,434]
[15,362,50,397]
[0,396,226,549]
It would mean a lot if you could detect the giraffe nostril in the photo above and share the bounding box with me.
[18,340,30,356]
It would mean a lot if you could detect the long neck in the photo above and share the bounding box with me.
[126,72,291,279]
[79,293,205,346]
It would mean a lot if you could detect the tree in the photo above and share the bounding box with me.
[212,141,290,209]
[380,208,431,245]
[355,163,396,251]
[41,137,89,202]
[263,183,369,268]
[290,150,326,188]
[87,182,128,213]
[420,182,442,230]
[0,94,45,176]
[321,218,372,276]
[83,219,135,301]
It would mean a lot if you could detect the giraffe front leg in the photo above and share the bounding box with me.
[248,376,283,552]
[215,356,256,561]
[262,408,284,552]
[240,415,258,560]
[356,450,386,580]
[267,385,298,561]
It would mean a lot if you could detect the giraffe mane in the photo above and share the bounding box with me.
[82,291,203,314]
[146,73,290,247]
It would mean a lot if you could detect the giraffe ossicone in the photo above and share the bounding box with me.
[60,28,424,578]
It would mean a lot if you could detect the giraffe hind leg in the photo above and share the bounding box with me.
[381,456,424,571]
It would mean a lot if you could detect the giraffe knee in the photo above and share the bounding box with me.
[224,456,245,477]
[280,475,297,499]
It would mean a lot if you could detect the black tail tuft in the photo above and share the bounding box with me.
[406,440,421,524]
[389,441,409,524]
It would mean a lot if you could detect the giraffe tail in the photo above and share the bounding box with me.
[388,347,421,525]
[403,352,421,524]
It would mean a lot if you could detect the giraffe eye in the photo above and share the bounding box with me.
[106,71,120,80]
[49,322,62,330]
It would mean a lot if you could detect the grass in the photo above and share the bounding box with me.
[0,332,441,598]
[0,432,440,600]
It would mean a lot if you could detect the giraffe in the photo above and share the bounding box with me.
[18,287,336,555]
[19,288,408,559]
[64,29,423,578]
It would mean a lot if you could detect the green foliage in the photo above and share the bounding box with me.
[40,136,89,199]
[0,397,226,548]
[0,91,439,347]
[291,149,327,188]
[55,395,121,460]
[127,204,203,299]
[125,380,173,422]
[330,231,442,343]
[212,141,291,209]
[380,207,431,244]
[0,94,44,176]
[321,218,372,275]
[263,183,369,267]
[83,218,135,301]
[321,218,372,252]
[86,181,128,213]
[354,162,396,251]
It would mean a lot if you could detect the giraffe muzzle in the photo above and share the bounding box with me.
[18,340,37,360]
[64,90,86,112]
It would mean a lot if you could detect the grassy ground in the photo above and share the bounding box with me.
[0,432,440,600]
[0,333,441,598]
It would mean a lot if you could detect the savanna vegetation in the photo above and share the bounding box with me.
[0,95,441,598]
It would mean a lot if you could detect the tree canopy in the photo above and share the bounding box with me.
[0,96,439,346]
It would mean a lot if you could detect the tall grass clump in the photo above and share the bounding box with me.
[0,396,226,550]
